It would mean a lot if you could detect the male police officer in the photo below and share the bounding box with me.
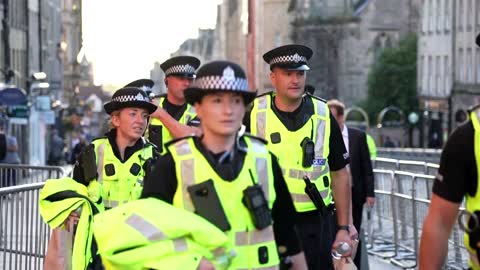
[419,33,480,270]
[142,60,308,269]
[148,56,201,153]
[246,44,353,270]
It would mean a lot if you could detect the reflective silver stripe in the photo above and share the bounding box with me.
[314,119,326,159]
[96,143,106,184]
[235,226,274,246]
[104,199,129,208]
[180,158,195,212]
[288,163,330,180]
[256,111,266,138]
[255,97,268,138]
[315,99,327,117]
[125,213,166,241]
[175,140,193,156]
[173,238,189,252]
[238,266,279,270]
[256,157,269,201]
[291,190,329,203]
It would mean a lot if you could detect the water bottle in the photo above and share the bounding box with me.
[332,242,350,259]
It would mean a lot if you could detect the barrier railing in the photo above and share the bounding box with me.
[0,164,65,188]
[368,169,468,269]
[373,157,440,177]
[0,183,49,270]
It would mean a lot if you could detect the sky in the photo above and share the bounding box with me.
[82,0,221,86]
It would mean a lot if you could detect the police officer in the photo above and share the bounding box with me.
[419,33,480,270]
[73,86,158,209]
[124,78,155,99]
[148,56,202,153]
[245,44,353,270]
[142,60,308,269]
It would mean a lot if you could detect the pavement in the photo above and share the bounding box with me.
[369,255,403,269]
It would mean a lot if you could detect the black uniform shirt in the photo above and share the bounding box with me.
[244,95,349,171]
[162,97,187,121]
[72,129,146,183]
[141,136,302,256]
[433,121,477,203]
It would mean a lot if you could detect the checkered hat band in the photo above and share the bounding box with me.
[165,64,196,76]
[193,76,248,91]
[112,94,148,103]
[269,54,307,65]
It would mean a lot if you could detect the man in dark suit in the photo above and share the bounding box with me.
[328,99,375,269]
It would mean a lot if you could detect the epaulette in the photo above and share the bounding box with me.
[243,132,269,145]
[305,92,327,103]
[91,136,107,142]
[164,135,196,149]
[256,91,274,98]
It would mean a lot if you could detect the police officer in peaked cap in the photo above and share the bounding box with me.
[124,79,155,100]
[245,44,354,270]
[147,56,202,154]
[142,60,309,269]
[73,87,159,209]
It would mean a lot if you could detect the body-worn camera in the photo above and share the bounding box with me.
[79,144,97,185]
[243,185,272,230]
[300,137,315,167]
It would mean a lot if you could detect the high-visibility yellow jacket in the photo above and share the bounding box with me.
[250,93,332,212]
[90,137,155,209]
[93,198,234,270]
[39,177,102,270]
[465,107,480,270]
[147,96,196,153]
[168,135,280,269]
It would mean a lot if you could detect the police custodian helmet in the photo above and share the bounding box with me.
[184,60,256,105]
[263,44,313,71]
[104,87,157,115]
[160,56,201,79]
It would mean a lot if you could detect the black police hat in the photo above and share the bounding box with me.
[476,33,480,47]
[184,60,256,105]
[160,56,201,78]
[263,44,313,71]
[124,79,155,97]
[104,87,157,115]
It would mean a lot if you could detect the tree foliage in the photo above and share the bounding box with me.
[361,34,418,122]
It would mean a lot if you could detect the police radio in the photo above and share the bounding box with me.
[304,175,328,216]
[78,144,97,185]
[300,137,315,167]
[242,170,272,230]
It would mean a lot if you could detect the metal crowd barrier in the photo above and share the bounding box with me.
[373,157,440,177]
[0,164,65,188]
[367,169,468,269]
[0,164,69,270]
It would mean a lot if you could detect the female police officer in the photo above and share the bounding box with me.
[72,86,158,208]
[141,60,308,269]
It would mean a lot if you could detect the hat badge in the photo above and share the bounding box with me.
[135,93,145,101]
[292,53,301,63]
[222,66,235,82]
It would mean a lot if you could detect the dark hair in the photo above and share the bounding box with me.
[327,99,345,116]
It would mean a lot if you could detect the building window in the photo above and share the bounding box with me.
[428,55,432,95]
[435,56,440,96]
[422,0,428,33]
[467,0,473,30]
[458,0,463,31]
[444,56,449,94]
[467,48,473,83]
[429,0,434,32]
[458,48,464,81]
[419,56,424,94]
[445,0,451,31]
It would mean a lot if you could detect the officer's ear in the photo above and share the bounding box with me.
[164,77,168,87]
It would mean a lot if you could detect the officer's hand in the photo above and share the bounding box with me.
[332,229,352,257]
[348,224,358,240]
[64,211,80,232]
[366,197,375,207]
[197,258,215,270]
